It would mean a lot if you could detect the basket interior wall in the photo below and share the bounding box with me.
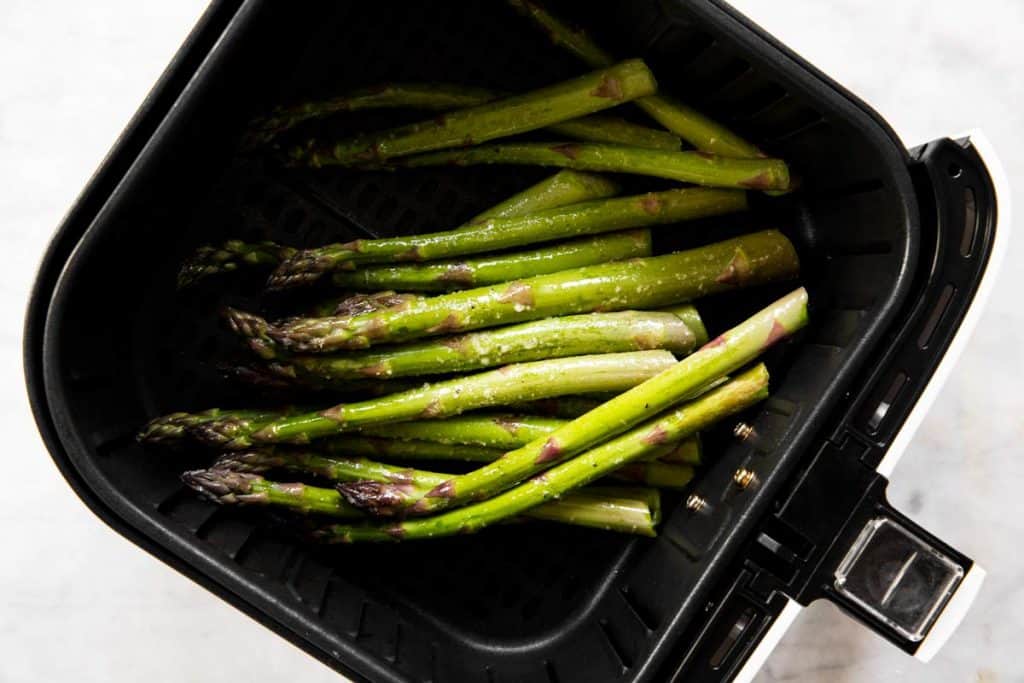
[43,1,916,681]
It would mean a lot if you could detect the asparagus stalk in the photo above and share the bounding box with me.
[170,350,678,449]
[336,432,703,466]
[336,432,701,465]
[521,485,661,535]
[258,229,796,353]
[547,116,681,151]
[178,170,618,286]
[214,445,693,487]
[184,469,365,517]
[184,468,661,536]
[313,435,505,463]
[393,143,789,190]
[246,83,500,147]
[247,82,681,150]
[460,169,619,226]
[361,413,568,449]
[267,308,699,384]
[320,364,770,541]
[267,187,748,290]
[329,229,651,292]
[288,60,658,166]
[506,0,764,159]
[337,288,807,516]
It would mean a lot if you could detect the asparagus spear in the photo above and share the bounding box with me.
[266,308,699,383]
[506,0,764,159]
[178,241,295,289]
[184,469,366,517]
[247,83,499,147]
[247,82,681,150]
[184,469,662,536]
[137,408,283,444]
[267,187,748,289]
[520,486,661,535]
[215,445,694,487]
[336,433,703,465]
[168,350,678,449]
[393,143,789,190]
[310,291,422,318]
[337,288,807,516]
[459,169,619,226]
[320,364,769,541]
[361,413,568,449]
[257,229,796,353]
[329,229,652,292]
[304,435,505,463]
[288,60,658,166]
[178,170,619,286]
[339,433,703,466]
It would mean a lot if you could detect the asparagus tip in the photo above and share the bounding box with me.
[177,246,231,288]
[266,250,336,291]
[336,480,410,517]
[137,412,193,443]
[187,417,255,449]
[221,307,279,359]
[218,362,295,390]
[212,450,277,474]
[182,468,263,504]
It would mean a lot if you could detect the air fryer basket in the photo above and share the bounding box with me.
[26,1,999,681]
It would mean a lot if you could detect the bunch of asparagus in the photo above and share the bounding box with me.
[142,1,810,543]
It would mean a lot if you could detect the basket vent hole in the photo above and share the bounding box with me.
[520,595,542,621]
[375,196,399,222]
[281,207,305,234]
[917,284,956,350]
[396,208,418,233]
[500,585,522,608]
[356,183,380,211]
[416,178,440,203]
[262,195,286,222]
[438,188,460,217]
[960,186,978,256]
[243,182,268,204]
[866,371,909,434]
[947,163,963,179]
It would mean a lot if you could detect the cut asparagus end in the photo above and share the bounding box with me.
[663,304,709,348]
[524,486,660,536]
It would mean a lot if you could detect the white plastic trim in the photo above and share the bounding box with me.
[914,564,987,662]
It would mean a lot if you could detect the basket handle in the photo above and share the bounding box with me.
[669,134,1005,682]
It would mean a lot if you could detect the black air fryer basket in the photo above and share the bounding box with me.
[25,2,1006,681]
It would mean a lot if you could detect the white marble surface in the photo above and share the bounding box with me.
[1,1,1021,681]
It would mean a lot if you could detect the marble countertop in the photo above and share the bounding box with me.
[2,1,1020,681]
